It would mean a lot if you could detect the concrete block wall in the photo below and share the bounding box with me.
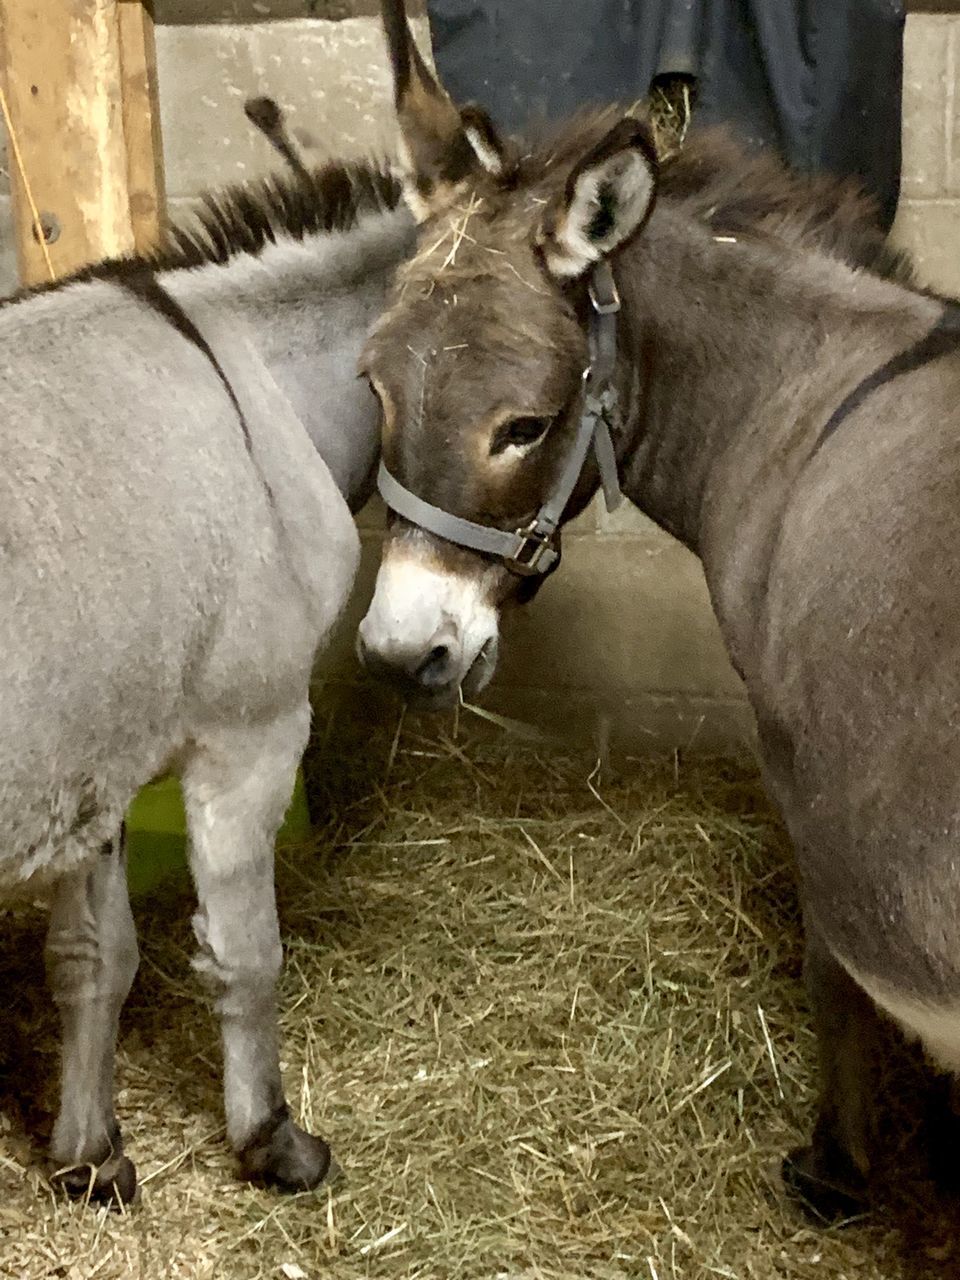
[0,8,956,749]
[891,13,960,294]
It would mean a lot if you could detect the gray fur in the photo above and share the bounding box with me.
[0,201,413,1197]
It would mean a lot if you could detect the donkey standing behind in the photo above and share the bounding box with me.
[0,116,412,1201]
[359,0,960,1218]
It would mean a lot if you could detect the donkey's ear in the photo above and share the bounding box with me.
[539,118,657,280]
[380,0,506,221]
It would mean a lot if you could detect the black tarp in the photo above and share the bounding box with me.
[426,0,905,230]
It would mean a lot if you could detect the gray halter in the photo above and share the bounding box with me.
[376,260,624,576]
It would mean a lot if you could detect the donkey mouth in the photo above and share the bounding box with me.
[461,636,499,699]
[406,637,499,711]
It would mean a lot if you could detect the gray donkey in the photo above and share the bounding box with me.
[359,0,960,1222]
[1,106,412,1202]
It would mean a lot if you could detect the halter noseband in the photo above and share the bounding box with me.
[376,261,625,577]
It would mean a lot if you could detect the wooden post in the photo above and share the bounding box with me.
[118,0,166,256]
[0,0,165,286]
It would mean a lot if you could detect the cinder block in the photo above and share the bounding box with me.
[156,24,265,195]
[495,536,743,700]
[890,197,960,295]
[595,499,666,541]
[315,531,384,680]
[0,196,19,297]
[156,17,431,195]
[355,494,387,530]
[901,14,950,197]
[244,18,404,162]
[949,21,960,192]
[475,687,757,755]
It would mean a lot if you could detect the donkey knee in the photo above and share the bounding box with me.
[191,904,282,1015]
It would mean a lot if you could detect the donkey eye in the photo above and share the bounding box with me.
[490,416,552,456]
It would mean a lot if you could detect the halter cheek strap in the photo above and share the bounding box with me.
[376,260,625,577]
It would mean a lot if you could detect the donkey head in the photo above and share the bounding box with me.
[357,0,657,707]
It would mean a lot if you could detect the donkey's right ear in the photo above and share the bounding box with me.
[380,0,507,221]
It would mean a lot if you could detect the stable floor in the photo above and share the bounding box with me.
[0,714,949,1279]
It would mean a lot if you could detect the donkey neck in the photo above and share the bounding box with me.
[161,207,414,511]
[614,209,940,661]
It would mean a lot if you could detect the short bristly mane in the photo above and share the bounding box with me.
[658,128,913,284]
[154,158,402,272]
[515,106,912,285]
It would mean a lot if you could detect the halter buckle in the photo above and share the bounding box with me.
[588,263,621,315]
[504,522,556,576]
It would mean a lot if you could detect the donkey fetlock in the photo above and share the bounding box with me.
[50,1124,137,1207]
[237,1103,333,1192]
[782,1115,871,1224]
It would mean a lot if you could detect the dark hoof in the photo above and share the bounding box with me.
[52,1153,138,1208]
[782,1143,869,1224]
[239,1114,332,1193]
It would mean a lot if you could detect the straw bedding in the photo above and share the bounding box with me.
[0,713,954,1279]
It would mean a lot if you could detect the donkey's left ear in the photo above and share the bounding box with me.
[538,118,657,280]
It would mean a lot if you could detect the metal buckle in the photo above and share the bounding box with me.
[588,267,621,316]
[504,522,555,576]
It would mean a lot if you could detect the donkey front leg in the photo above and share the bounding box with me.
[782,926,879,1222]
[45,832,139,1205]
[182,705,331,1192]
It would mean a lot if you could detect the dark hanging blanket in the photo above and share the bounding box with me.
[426,0,905,230]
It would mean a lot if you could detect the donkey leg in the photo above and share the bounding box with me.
[782,928,878,1222]
[182,705,331,1192]
[45,832,139,1205]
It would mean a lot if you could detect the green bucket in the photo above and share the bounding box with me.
[125,769,311,897]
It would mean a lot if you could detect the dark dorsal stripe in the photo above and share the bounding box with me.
[115,269,275,505]
[812,300,960,455]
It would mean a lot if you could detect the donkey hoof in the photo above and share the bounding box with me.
[52,1153,138,1208]
[240,1115,332,1192]
[782,1144,868,1224]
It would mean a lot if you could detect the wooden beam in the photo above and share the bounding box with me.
[118,0,165,255]
[0,0,164,286]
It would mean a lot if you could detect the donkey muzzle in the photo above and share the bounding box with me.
[357,541,501,707]
[358,628,461,694]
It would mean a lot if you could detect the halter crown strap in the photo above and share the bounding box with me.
[377,261,623,576]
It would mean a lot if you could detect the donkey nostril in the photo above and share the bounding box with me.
[415,644,453,688]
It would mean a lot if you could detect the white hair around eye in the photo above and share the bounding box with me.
[488,414,553,459]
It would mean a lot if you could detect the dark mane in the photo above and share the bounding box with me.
[153,157,402,272]
[519,106,913,286]
[659,128,913,285]
[4,158,402,307]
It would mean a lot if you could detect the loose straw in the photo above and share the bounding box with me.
[0,78,56,282]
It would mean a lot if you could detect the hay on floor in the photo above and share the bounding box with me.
[0,715,950,1279]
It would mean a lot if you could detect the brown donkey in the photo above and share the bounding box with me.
[358,0,960,1220]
